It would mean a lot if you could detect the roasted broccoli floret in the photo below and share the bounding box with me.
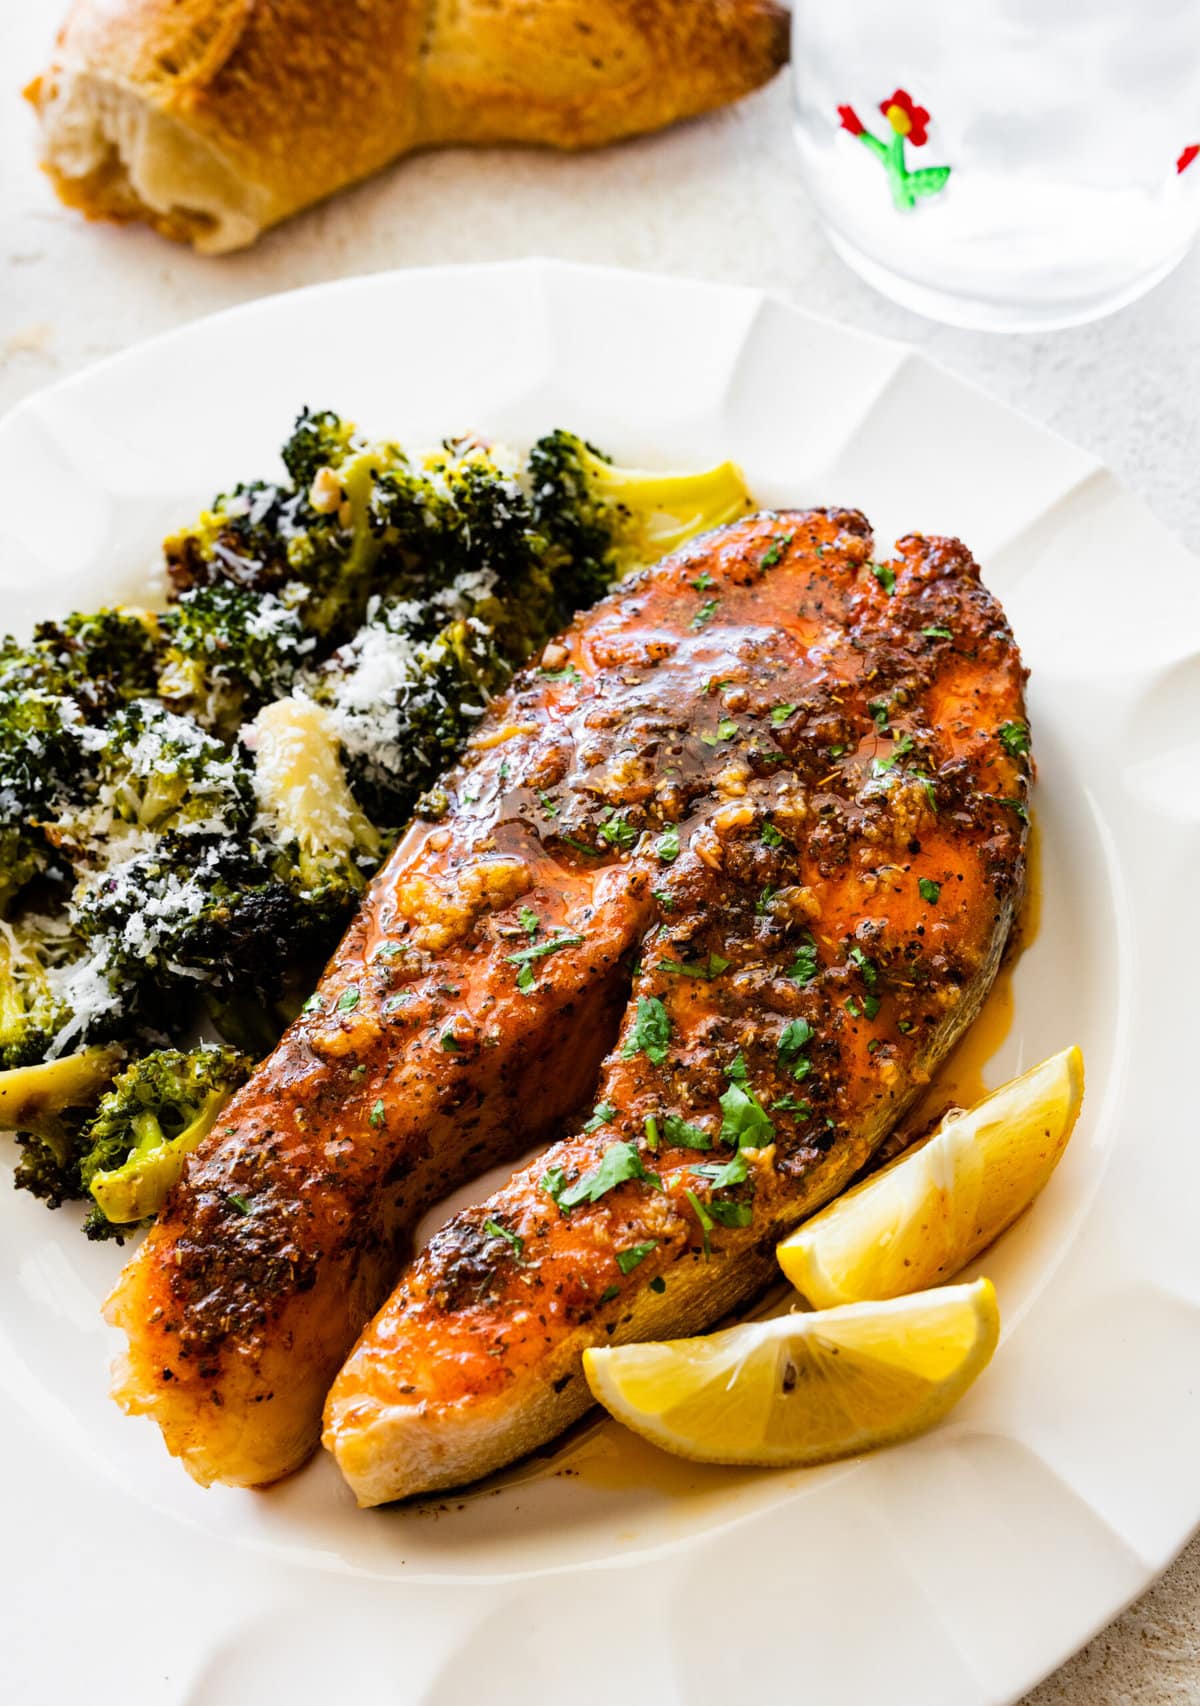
[306,592,511,832]
[50,698,256,860]
[526,429,752,608]
[68,837,301,1016]
[279,407,358,489]
[0,1046,124,1207]
[80,1044,253,1237]
[156,584,314,737]
[163,408,395,642]
[370,440,557,637]
[0,638,92,912]
[44,701,291,1036]
[0,913,80,1070]
[31,607,163,711]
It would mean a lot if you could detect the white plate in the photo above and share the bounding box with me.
[1,260,1198,1706]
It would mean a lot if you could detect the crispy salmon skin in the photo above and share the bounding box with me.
[322,509,1029,1504]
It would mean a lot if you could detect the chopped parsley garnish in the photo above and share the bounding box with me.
[662,1113,711,1150]
[845,996,860,1018]
[226,1192,253,1215]
[597,810,638,849]
[755,885,777,915]
[598,1284,620,1304]
[484,1217,524,1260]
[552,1141,662,1211]
[726,1052,750,1084]
[872,732,914,775]
[862,992,882,1020]
[701,718,738,746]
[584,1102,616,1133]
[708,1200,753,1228]
[691,599,719,630]
[440,1030,461,1052]
[719,1073,775,1151]
[771,704,797,727]
[518,905,540,939]
[505,933,584,973]
[691,571,714,591]
[897,1017,915,1034]
[507,932,583,992]
[847,946,877,988]
[998,720,1031,758]
[691,1152,749,1188]
[771,1094,812,1116]
[659,952,729,980]
[643,1115,659,1150]
[684,1189,713,1259]
[656,825,680,863]
[369,1098,385,1127]
[652,888,675,909]
[995,795,1029,821]
[787,933,819,984]
[922,625,953,639]
[541,1165,566,1200]
[537,790,559,818]
[828,744,847,759]
[336,986,360,1012]
[540,664,581,683]
[918,877,941,904]
[870,561,896,595]
[759,532,794,570]
[868,700,890,732]
[617,1241,658,1275]
[622,995,671,1065]
[777,1017,814,1078]
[914,773,938,812]
[562,835,600,856]
[302,993,323,1014]
[761,821,784,848]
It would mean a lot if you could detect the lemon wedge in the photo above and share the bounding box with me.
[582,1278,999,1467]
[778,1046,1084,1309]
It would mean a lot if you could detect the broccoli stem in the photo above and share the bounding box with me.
[88,1083,240,1225]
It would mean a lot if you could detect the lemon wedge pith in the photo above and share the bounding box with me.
[583,1278,999,1468]
[777,1045,1084,1310]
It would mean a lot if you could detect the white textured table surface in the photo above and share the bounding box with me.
[2,11,1198,1702]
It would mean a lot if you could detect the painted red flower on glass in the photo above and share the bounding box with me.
[880,89,930,148]
[1179,144,1199,175]
[835,87,950,210]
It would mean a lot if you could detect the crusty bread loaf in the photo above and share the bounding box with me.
[27,0,789,252]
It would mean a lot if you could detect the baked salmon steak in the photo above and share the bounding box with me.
[107,507,1028,1492]
[322,509,1030,1504]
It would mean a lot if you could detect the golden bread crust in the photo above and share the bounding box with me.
[28,0,789,250]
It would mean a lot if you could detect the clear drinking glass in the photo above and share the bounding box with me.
[792,0,1200,331]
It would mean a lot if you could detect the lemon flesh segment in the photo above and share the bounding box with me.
[583,1278,999,1468]
[777,1045,1084,1309]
